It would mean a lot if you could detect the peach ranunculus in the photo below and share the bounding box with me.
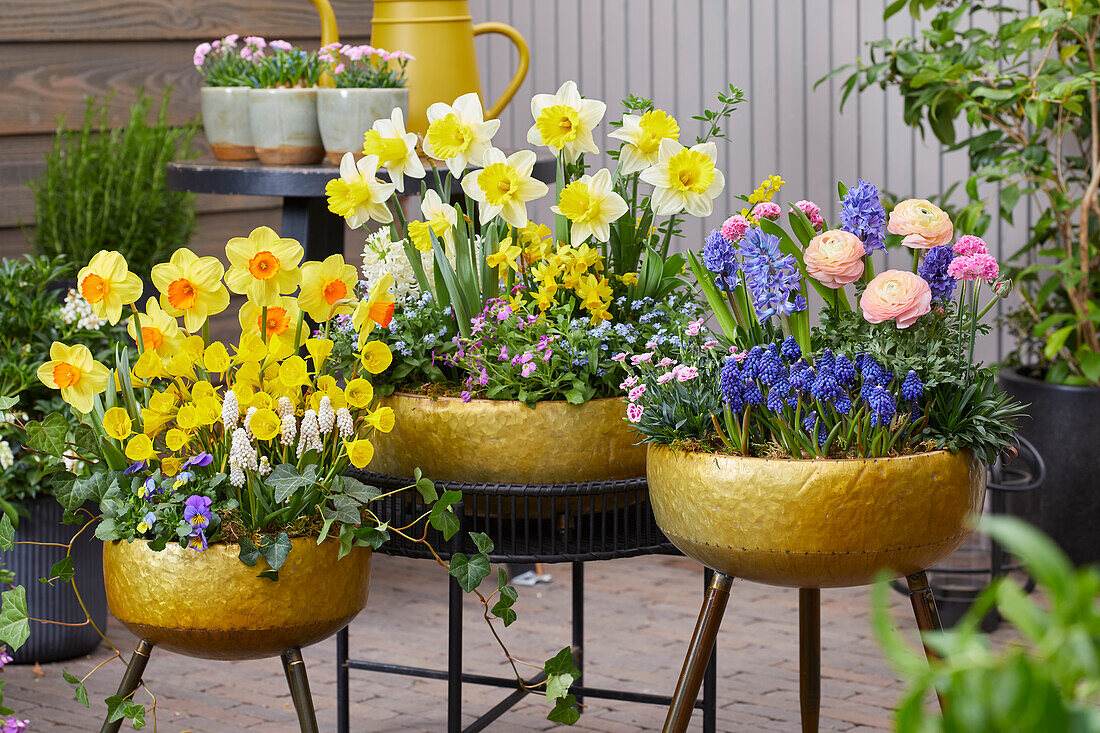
[859,270,932,329]
[887,199,953,249]
[804,229,865,288]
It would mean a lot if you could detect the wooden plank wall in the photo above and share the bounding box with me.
[0,0,374,262]
[470,0,1032,360]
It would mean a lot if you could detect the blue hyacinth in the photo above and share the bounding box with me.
[917,244,958,302]
[738,227,807,321]
[703,228,741,291]
[834,353,856,387]
[781,335,801,363]
[839,179,888,253]
[868,385,897,427]
[901,370,924,402]
[720,358,744,410]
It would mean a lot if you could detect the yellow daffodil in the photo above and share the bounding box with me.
[366,406,395,433]
[36,343,109,414]
[252,391,274,411]
[249,408,280,441]
[176,404,200,431]
[575,274,613,311]
[344,378,375,409]
[161,456,182,477]
[77,250,143,325]
[151,248,230,332]
[423,92,500,173]
[133,350,168,381]
[165,428,191,452]
[532,286,557,311]
[461,149,549,228]
[125,434,157,462]
[519,222,553,264]
[621,272,639,286]
[305,338,334,373]
[552,168,628,244]
[362,107,424,190]
[278,355,310,388]
[224,226,303,306]
[126,298,182,358]
[298,254,358,322]
[526,80,606,163]
[486,238,522,276]
[141,408,172,438]
[343,438,375,469]
[421,189,458,248]
[102,407,133,441]
[239,296,300,347]
[202,342,231,373]
[148,390,181,416]
[406,220,434,253]
[234,333,268,364]
[608,109,680,174]
[352,274,395,348]
[325,153,396,229]
[640,139,725,217]
[195,396,222,426]
[359,341,393,374]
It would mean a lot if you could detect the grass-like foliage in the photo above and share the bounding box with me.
[29,90,197,278]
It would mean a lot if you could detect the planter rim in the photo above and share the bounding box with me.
[649,443,965,467]
[390,391,625,409]
[316,86,409,92]
[200,85,253,90]
[999,365,1100,394]
[248,86,320,93]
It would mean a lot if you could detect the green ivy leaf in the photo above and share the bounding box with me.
[42,556,74,585]
[448,552,490,592]
[0,587,30,652]
[62,669,89,707]
[258,532,292,573]
[544,646,581,679]
[265,463,318,503]
[0,396,17,411]
[547,695,580,724]
[0,516,13,552]
[469,531,494,555]
[343,476,382,503]
[70,423,98,456]
[354,525,390,550]
[415,477,438,503]
[545,671,575,703]
[238,537,259,566]
[93,517,119,541]
[491,584,518,627]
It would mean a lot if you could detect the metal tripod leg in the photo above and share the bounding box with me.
[663,571,734,733]
[282,647,319,733]
[906,570,947,714]
[799,588,821,733]
[100,640,154,733]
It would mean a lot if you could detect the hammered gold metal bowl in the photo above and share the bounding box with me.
[103,538,371,660]
[647,445,986,588]
[371,393,645,484]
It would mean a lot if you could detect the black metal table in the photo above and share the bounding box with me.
[338,472,720,732]
[166,154,556,262]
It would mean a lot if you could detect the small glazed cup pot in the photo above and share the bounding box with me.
[316,87,409,165]
[248,88,325,165]
[200,87,256,160]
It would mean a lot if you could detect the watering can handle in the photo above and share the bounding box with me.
[472,22,530,121]
[309,0,340,87]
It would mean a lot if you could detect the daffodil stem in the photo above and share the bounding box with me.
[261,306,268,344]
[293,311,306,351]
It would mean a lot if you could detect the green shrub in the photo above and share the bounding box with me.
[29,89,198,278]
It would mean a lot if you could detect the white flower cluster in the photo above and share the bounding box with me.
[317,396,334,434]
[0,440,13,470]
[360,228,430,300]
[228,426,259,488]
[59,289,108,331]
[336,407,353,439]
[296,409,323,459]
[222,390,239,431]
[277,397,297,447]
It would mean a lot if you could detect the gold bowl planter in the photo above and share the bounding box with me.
[371,393,646,484]
[647,445,986,588]
[103,538,371,660]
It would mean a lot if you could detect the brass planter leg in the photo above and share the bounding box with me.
[282,647,320,733]
[906,571,947,714]
[100,640,154,733]
[799,589,821,733]
[663,571,734,733]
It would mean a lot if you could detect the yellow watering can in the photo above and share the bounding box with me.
[370,0,530,136]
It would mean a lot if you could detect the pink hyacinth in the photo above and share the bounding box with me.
[628,384,646,401]
[721,215,750,243]
[620,376,638,390]
[948,252,1000,282]
[752,202,782,221]
[656,372,674,384]
[795,200,825,230]
[953,234,989,256]
[626,403,644,423]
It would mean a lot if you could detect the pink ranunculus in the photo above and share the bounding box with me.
[804,229,866,289]
[620,376,638,390]
[628,384,646,401]
[752,202,782,221]
[721,215,750,243]
[626,403,644,423]
[953,234,989,256]
[656,372,674,384]
[860,270,933,329]
[676,366,699,382]
[948,253,1000,282]
[887,199,954,249]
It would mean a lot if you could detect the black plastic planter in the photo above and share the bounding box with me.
[1,498,107,664]
[999,367,1100,566]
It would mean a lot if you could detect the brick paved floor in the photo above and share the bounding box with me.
[2,554,1014,732]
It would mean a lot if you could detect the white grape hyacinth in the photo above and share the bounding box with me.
[335,407,354,439]
[317,395,335,435]
[222,390,239,431]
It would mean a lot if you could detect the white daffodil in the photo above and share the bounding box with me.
[325,153,397,229]
[421,189,458,247]
[361,107,424,191]
[460,148,549,228]
[640,139,725,218]
[423,92,500,174]
[551,168,628,244]
[608,109,681,174]
[526,80,606,163]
